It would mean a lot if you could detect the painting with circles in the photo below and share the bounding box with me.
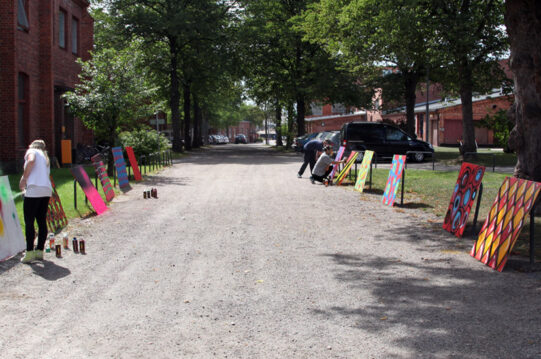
[443,163,485,237]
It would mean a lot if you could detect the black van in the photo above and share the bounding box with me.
[339,122,434,162]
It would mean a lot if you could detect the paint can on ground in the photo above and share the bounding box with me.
[72,238,79,253]
[79,239,86,254]
[143,191,147,199]
[55,244,61,258]
[63,233,69,249]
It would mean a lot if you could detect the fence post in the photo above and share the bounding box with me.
[74,179,77,210]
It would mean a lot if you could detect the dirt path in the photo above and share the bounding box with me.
[1,144,540,359]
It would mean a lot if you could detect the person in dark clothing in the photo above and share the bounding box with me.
[297,139,330,178]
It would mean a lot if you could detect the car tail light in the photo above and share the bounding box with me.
[342,140,347,147]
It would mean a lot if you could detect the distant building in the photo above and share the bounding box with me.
[0,0,94,172]
[227,121,257,143]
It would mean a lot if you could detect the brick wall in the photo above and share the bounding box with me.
[0,0,93,173]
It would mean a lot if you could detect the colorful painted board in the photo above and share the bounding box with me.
[443,163,485,237]
[471,177,541,272]
[91,154,115,202]
[46,177,68,233]
[125,146,142,181]
[112,147,130,189]
[354,150,374,192]
[329,146,345,181]
[0,176,25,261]
[70,166,108,215]
[334,151,358,186]
[382,155,406,207]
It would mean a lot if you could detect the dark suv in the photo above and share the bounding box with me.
[340,122,434,162]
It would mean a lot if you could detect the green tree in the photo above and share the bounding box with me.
[429,0,508,153]
[63,44,157,172]
[302,0,437,137]
[240,0,369,141]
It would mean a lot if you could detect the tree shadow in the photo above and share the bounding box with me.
[316,251,541,358]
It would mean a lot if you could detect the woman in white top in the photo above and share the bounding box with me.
[19,139,52,263]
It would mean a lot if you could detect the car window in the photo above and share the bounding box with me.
[348,125,384,142]
[385,127,408,141]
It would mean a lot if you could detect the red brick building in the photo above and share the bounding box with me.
[0,0,93,173]
[227,121,257,143]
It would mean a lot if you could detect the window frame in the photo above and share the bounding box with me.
[71,16,79,55]
[17,0,29,31]
[59,8,67,49]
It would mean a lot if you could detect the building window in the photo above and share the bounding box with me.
[59,9,67,49]
[17,0,29,30]
[310,103,323,116]
[18,73,29,147]
[72,17,79,55]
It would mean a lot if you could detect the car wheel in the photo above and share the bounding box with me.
[413,152,425,162]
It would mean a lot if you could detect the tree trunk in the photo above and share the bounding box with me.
[505,0,541,181]
[275,103,283,147]
[183,81,192,150]
[404,72,418,137]
[286,102,295,149]
[459,62,477,154]
[296,95,306,136]
[193,94,202,148]
[169,39,183,152]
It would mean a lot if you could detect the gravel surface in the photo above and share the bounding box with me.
[1,144,540,359]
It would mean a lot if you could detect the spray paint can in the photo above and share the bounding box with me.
[79,239,86,254]
[48,234,55,250]
[55,244,61,257]
[72,237,79,253]
[62,233,69,249]
[146,190,151,198]
[45,242,51,253]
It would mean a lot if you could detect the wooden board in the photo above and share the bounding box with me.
[91,154,115,202]
[471,177,541,272]
[354,151,374,192]
[125,146,142,181]
[0,176,25,261]
[46,177,68,233]
[382,155,406,207]
[334,151,358,186]
[112,147,131,190]
[71,166,108,215]
[443,162,485,237]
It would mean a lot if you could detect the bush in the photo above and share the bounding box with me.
[119,128,171,157]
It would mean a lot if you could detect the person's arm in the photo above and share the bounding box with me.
[19,152,35,191]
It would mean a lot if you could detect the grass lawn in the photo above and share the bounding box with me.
[345,166,541,260]
[434,146,517,167]
[6,161,169,234]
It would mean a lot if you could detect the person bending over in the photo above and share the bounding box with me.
[297,139,330,178]
[310,146,345,185]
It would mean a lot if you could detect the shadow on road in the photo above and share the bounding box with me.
[30,260,71,281]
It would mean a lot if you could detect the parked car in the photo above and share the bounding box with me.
[293,132,319,152]
[323,131,340,152]
[235,134,248,144]
[339,122,434,162]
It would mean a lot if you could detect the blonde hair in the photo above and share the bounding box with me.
[29,139,50,166]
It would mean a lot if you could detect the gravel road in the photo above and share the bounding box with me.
[1,144,540,359]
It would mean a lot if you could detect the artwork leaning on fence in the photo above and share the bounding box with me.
[112,147,131,190]
[0,176,25,261]
[70,166,108,215]
[46,177,68,233]
[91,154,115,202]
[334,151,358,186]
[329,146,345,181]
[355,150,374,192]
[125,146,142,181]
[382,155,406,207]
[471,177,541,272]
[443,162,485,237]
